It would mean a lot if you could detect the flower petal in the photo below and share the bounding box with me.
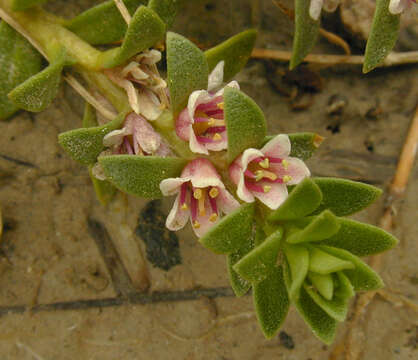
[214,80,240,97]
[128,113,161,154]
[181,158,223,188]
[166,194,190,231]
[253,182,288,210]
[229,157,243,185]
[309,0,324,20]
[160,177,190,196]
[138,89,162,121]
[207,60,224,92]
[103,127,129,147]
[136,49,162,65]
[260,134,291,159]
[92,162,107,180]
[176,108,192,141]
[205,131,228,152]
[189,127,209,155]
[187,90,212,119]
[218,188,240,214]
[192,201,219,237]
[241,148,264,170]
[284,157,311,185]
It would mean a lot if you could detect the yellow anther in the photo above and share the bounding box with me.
[209,213,218,222]
[209,188,219,198]
[281,159,289,169]
[213,133,222,141]
[217,102,224,110]
[283,175,292,183]
[193,221,201,229]
[263,185,272,193]
[259,158,270,169]
[255,170,264,182]
[181,203,188,210]
[207,118,215,126]
[198,189,206,216]
[193,188,203,199]
[255,170,277,182]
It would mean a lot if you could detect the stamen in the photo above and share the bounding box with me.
[267,156,283,164]
[180,182,188,210]
[205,126,226,134]
[209,213,218,222]
[281,159,289,169]
[207,118,225,127]
[245,180,265,193]
[212,133,222,141]
[283,175,292,183]
[259,158,270,169]
[263,185,272,193]
[193,188,203,199]
[209,187,219,198]
[193,221,201,229]
[217,102,224,110]
[205,109,223,117]
[181,203,188,210]
[255,170,277,182]
[209,194,218,218]
[198,189,206,216]
[190,195,198,221]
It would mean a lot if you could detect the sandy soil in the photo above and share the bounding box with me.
[0,1,417,359]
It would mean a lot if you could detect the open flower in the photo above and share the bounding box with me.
[105,49,168,120]
[229,134,310,210]
[160,158,240,237]
[176,61,239,155]
[309,0,340,21]
[389,0,416,14]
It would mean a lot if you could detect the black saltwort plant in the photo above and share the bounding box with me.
[0,0,409,344]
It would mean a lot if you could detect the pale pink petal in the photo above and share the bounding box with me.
[189,127,209,155]
[136,49,161,65]
[187,90,213,119]
[181,158,223,188]
[253,182,288,210]
[166,194,190,231]
[103,127,129,147]
[284,157,311,185]
[229,158,243,185]
[129,113,161,154]
[237,173,255,203]
[192,201,218,237]
[138,89,162,121]
[91,162,107,180]
[207,61,224,92]
[241,148,264,170]
[260,134,291,159]
[125,81,140,114]
[205,131,228,152]
[176,108,192,141]
[309,0,323,20]
[214,80,240,97]
[155,141,173,157]
[160,177,190,196]
[217,188,240,214]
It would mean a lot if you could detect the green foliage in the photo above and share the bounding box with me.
[0,21,42,120]
[284,243,309,300]
[321,218,398,256]
[268,178,322,221]
[253,267,289,338]
[199,203,255,254]
[224,87,267,162]
[308,272,334,300]
[308,246,355,274]
[166,32,209,116]
[100,6,166,68]
[99,155,187,198]
[148,0,180,28]
[290,0,320,69]
[11,0,48,11]
[363,0,400,73]
[313,178,382,216]
[233,228,283,283]
[65,0,146,45]
[205,29,257,83]
[58,112,126,165]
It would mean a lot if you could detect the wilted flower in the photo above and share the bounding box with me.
[176,61,239,155]
[229,134,310,210]
[389,0,416,14]
[309,0,340,21]
[105,49,168,120]
[160,158,240,237]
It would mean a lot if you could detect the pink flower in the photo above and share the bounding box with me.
[160,158,240,237]
[229,135,310,210]
[175,61,240,155]
[309,0,340,21]
[389,0,416,14]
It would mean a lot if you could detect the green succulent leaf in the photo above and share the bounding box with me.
[304,272,354,322]
[58,112,126,165]
[99,155,186,198]
[319,245,384,291]
[205,29,257,83]
[312,178,382,216]
[224,87,267,163]
[268,178,322,222]
[199,203,255,254]
[309,246,355,274]
[284,242,309,300]
[0,21,42,120]
[321,218,398,257]
[166,32,209,116]
[233,227,283,283]
[308,272,334,300]
[290,0,320,69]
[11,0,48,11]
[65,0,146,45]
[148,0,180,28]
[287,210,340,244]
[253,266,289,339]
[363,0,400,73]
[294,286,337,345]
[100,5,166,68]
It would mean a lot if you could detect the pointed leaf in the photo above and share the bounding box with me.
[100,6,165,68]
[233,227,283,283]
[148,0,180,28]
[8,57,65,112]
[254,266,289,339]
[225,87,267,162]
[294,286,337,344]
[99,155,187,198]
[166,32,209,116]
[65,0,146,45]
[308,272,334,300]
[82,102,99,128]
[58,112,126,165]
[321,218,398,256]
[199,203,254,254]
[313,178,382,216]
[319,245,384,291]
[287,210,340,244]
[284,243,309,300]
[363,0,400,73]
[0,21,42,120]
[290,0,320,69]
[11,0,48,11]
[205,29,257,82]
[309,247,354,274]
[268,178,322,222]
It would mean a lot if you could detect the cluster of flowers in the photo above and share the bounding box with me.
[96,59,310,237]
